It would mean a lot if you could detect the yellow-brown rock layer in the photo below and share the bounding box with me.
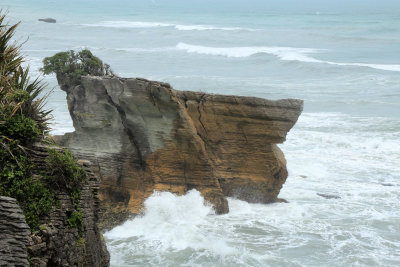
[55,76,303,229]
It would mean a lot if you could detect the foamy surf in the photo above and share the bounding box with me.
[105,190,237,266]
[176,42,324,60]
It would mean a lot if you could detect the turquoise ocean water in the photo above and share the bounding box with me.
[3,0,400,266]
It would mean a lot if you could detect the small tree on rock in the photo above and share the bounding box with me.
[41,49,112,85]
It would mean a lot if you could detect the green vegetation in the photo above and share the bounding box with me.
[0,12,54,231]
[0,12,88,233]
[76,236,86,248]
[41,49,111,84]
[46,149,87,229]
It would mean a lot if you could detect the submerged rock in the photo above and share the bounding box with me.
[381,183,394,186]
[317,193,341,199]
[55,75,303,229]
[38,18,56,23]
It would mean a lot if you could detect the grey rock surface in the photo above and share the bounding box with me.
[0,196,30,267]
[28,144,110,267]
[38,18,56,23]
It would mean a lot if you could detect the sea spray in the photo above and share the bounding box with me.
[104,190,238,266]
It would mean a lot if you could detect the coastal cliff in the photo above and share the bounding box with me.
[0,196,30,266]
[0,146,110,267]
[56,75,303,229]
[27,145,109,266]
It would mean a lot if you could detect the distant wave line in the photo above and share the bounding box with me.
[81,20,255,31]
[176,43,400,72]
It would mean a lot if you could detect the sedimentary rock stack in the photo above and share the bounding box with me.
[56,76,303,229]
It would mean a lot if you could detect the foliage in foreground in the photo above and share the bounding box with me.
[0,12,86,232]
[0,11,54,231]
[46,149,87,229]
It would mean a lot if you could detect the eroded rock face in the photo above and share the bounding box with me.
[0,146,110,267]
[56,76,303,229]
[28,145,110,266]
[0,196,30,267]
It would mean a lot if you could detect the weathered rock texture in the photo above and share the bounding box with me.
[27,144,110,266]
[0,146,109,266]
[55,76,303,229]
[0,196,30,267]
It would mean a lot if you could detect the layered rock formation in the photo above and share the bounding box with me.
[0,146,110,267]
[56,75,303,229]
[0,196,30,267]
[28,145,109,266]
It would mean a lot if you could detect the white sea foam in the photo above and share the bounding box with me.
[176,43,400,72]
[105,190,236,265]
[327,62,400,72]
[176,42,323,60]
[82,20,252,31]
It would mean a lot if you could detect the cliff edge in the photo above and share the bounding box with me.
[56,76,303,229]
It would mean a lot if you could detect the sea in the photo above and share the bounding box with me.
[2,0,400,266]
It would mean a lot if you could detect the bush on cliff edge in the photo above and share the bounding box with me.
[41,49,112,84]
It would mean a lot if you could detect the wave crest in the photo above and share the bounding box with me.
[176,43,400,72]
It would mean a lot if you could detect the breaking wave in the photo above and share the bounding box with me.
[176,43,400,72]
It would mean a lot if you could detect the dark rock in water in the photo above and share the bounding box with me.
[317,193,341,199]
[38,18,56,23]
[381,183,394,186]
[55,75,303,230]
[0,196,30,267]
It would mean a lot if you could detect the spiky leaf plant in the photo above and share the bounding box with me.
[0,11,55,231]
[0,12,51,141]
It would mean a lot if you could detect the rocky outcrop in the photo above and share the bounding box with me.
[0,196,30,267]
[38,18,56,23]
[0,147,109,267]
[55,75,303,229]
[28,145,109,266]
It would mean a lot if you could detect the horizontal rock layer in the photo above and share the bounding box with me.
[0,196,30,267]
[28,145,110,266]
[56,76,303,229]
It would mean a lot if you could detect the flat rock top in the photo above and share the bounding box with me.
[85,75,303,109]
